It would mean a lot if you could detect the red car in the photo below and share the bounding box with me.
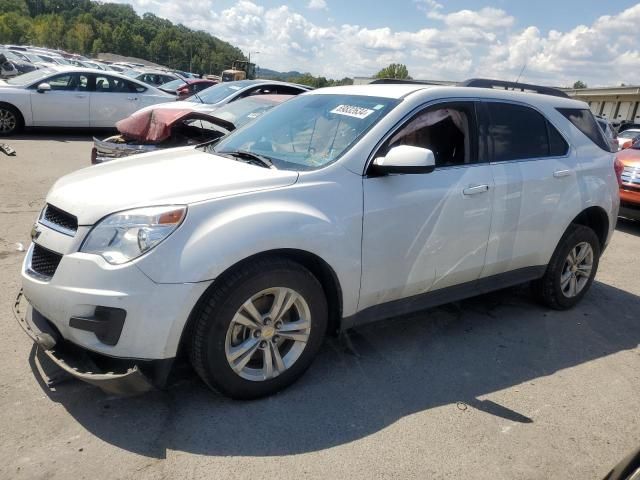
[617,139,640,220]
[159,78,218,99]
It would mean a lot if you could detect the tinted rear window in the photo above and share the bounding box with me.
[557,108,611,152]
[487,103,568,162]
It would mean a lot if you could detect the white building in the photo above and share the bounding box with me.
[563,86,640,125]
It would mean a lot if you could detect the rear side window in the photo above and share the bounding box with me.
[486,103,568,161]
[557,108,611,152]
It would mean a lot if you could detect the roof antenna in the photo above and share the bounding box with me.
[515,61,527,83]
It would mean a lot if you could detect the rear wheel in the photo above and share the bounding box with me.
[532,224,600,310]
[188,258,328,399]
[0,104,22,136]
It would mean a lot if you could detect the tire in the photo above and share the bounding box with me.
[188,257,328,399]
[532,224,601,310]
[0,104,22,136]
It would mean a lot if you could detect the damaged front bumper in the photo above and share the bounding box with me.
[13,290,162,396]
[92,136,159,164]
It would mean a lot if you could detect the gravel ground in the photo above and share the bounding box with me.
[0,132,639,480]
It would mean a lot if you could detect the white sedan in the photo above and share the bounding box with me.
[0,66,175,134]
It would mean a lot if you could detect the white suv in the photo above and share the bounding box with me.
[15,80,620,399]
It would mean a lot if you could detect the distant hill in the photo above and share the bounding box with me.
[0,0,245,75]
[257,68,305,80]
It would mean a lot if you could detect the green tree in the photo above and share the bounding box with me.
[0,0,29,15]
[375,63,411,80]
[0,0,246,73]
[573,80,587,89]
[0,12,31,43]
[91,37,103,56]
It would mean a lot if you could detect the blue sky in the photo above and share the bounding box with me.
[116,0,640,86]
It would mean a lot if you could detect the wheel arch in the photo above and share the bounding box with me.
[569,206,610,249]
[180,248,344,352]
[0,101,25,129]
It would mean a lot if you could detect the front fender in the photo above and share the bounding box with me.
[136,168,363,316]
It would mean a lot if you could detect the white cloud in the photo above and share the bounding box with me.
[114,0,640,86]
[307,0,327,10]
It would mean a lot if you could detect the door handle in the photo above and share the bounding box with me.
[553,169,571,178]
[75,94,86,98]
[127,96,138,101]
[463,184,490,195]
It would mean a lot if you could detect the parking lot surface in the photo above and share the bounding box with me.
[0,132,639,480]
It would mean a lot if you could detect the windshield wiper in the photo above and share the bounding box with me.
[220,150,276,169]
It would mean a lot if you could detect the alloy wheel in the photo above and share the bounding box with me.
[560,241,594,298]
[0,108,16,134]
[224,287,311,381]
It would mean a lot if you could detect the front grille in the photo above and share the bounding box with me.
[41,204,78,234]
[30,244,63,279]
[621,165,640,187]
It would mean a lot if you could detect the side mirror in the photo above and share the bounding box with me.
[372,145,436,175]
[36,83,51,93]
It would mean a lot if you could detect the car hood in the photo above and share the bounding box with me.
[46,147,299,225]
[617,148,640,166]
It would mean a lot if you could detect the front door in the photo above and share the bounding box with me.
[360,101,494,311]
[30,72,90,127]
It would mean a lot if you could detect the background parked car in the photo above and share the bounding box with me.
[158,78,218,99]
[91,94,293,163]
[617,138,640,220]
[0,53,19,78]
[135,70,180,86]
[0,66,175,134]
[135,79,311,117]
[617,129,640,150]
[0,49,38,74]
[596,116,618,152]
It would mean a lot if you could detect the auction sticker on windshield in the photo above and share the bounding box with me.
[331,105,375,119]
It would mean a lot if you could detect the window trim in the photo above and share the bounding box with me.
[366,98,485,176]
[480,99,572,165]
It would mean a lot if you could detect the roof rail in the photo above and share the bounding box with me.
[370,78,451,86]
[460,78,569,99]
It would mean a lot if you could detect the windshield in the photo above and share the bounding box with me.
[5,68,54,85]
[210,94,399,170]
[188,81,256,104]
[1,50,21,61]
[160,78,187,91]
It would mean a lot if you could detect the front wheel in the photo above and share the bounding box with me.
[532,224,601,310]
[188,258,328,399]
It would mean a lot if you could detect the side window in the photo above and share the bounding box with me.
[238,87,273,99]
[486,102,568,161]
[94,75,145,93]
[126,79,146,93]
[46,74,75,91]
[557,108,611,152]
[487,103,547,161]
[549,122,569,156]
[381,102,478,168]
[276,85,307,96]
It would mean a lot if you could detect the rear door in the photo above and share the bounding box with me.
[480,101,579,278]
[30,72,90,127]
[89,74,144,127]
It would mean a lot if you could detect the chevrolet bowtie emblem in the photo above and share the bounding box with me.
[30,224,41,242]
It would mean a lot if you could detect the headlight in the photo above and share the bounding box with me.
[80,206,187,265]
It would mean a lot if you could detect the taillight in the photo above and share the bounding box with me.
[91,147,97,165]
[614,157,624,186]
